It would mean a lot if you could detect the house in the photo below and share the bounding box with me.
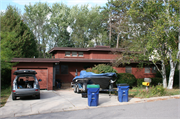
[11,46,156,90]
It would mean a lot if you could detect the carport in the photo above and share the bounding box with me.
[11,58,60,90]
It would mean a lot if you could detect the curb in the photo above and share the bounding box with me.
[0,94,180,118]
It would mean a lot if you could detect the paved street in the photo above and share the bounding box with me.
[3,99,180,119]
[0,89,180,119]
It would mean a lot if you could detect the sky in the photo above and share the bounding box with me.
[0,0,108,14]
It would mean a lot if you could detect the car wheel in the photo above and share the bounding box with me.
[36,94,40,99]
[12,93,16,100]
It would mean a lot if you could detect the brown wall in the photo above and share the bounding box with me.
[54,51,90,59]
[113,66,156,79]
[56,62,97,83]
[90,51,117,59]
[54,51,118,60]
[11,62,54,90]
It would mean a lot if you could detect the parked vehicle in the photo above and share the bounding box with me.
[72,70,117,93]
[12,70,42,100]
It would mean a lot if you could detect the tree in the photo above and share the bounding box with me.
[126,0,180,89]
[1,5,38,85]
[70,5,108,48]
[101,0,131,48]
[24,2,50,58]
[0,31,16,69]
[49,3,74,48]
[1,5,38,58]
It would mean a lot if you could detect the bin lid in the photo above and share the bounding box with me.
[117,83,129,86]
[87,84,100,88]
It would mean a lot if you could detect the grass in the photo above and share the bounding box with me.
[0,86,11,107]
[128,85,180,98]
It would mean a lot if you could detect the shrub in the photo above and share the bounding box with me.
[116,73,136,88]
[137,78,144,87]
[134,85,167,98]
[86,64,117,74]
[151,77,162,86]
[149,85,166,96]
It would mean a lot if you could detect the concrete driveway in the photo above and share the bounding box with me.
[0,89,179,118]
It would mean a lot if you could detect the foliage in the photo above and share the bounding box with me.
[0,31,16,69]
[136,78,144,87]
[1,5,38,58]
[49,3,74,48]
[120,0,180,89]
[149,85,166,96]
[101,0,131,48]
[24,2,50,58]
[131,85,167,98]
[70,5,108,48]
[151,78,163,86]
[86,64,117,74]
[116,73,136,87]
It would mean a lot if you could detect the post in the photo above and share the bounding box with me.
[146,86,148,91]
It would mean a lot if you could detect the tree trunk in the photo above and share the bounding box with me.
[116,33,120,48]
[161,60,167,88]
[167,63,176,89]
[109,15,112,46]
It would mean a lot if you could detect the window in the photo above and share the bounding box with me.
[78,52,84,57]
[145,66,151,73]
[61,65,68,74]
[72,51,77,57]
[152,66,157,73]
[55,64,59,74]
[125,66,132,73]
[65,51,70,57]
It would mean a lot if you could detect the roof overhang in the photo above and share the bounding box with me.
[11,58,60,63]
[11,58,150,64]
[48,47,126,54]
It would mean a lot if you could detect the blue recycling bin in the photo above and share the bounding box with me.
[87,84,100,106]
[117,84,129,102]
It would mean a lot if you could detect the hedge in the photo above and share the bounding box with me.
[116,73,136,88]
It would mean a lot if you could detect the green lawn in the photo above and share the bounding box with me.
[0,86,11,107]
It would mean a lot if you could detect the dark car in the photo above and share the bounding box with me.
[12,70,42,100]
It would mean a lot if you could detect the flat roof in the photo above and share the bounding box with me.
[11,58,147,64]
[11,58,113,63]
[48,46,126,54]
[11,58,60,63]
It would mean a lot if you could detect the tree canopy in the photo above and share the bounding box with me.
[1,5,38,59]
